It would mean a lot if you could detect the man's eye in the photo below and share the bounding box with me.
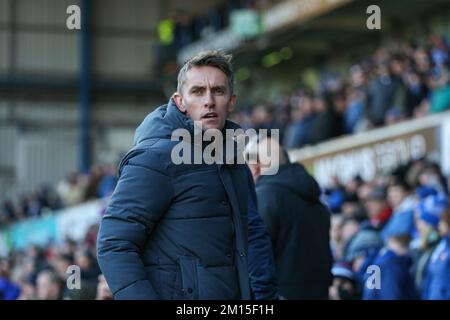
[215,89,225,94]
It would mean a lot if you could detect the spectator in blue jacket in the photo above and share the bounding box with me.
[97,50,278,300]
[381,180,416,242]
[422,208,450,299]
[0,259,21,300]
[363,234,416,300]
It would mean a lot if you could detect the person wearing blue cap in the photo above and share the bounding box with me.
[422,208,450,299]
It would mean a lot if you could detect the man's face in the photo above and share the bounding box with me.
[37,274,60,300]
[416,217,432,235]
[365,198,385,218]
[173,66,236,131]
[387,186,406,209]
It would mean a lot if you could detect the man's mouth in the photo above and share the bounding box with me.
[202,113,218,119]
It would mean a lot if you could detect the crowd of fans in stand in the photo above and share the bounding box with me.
[230,34,450,149]
[0,224,111,300]
[1,159,449,300]
[167,0,281,47]
[157,0,282,70]
[326,158,450,300]
[0,164,117,228]
[1,32,450,300]
[3,35,450,228]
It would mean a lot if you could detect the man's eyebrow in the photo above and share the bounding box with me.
[188,85,227,92]
[189,85,205,91]
[211,85,227,90]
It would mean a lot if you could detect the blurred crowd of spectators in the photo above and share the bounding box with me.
[156,0,282,72]
[0,225,112,300]
[326,158,450,300]
[230,34,450,149]
[0,164,117,228]
[1,26,450,300]
[159,0,281,46]
[2,158,449,300]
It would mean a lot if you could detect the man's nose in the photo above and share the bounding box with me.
[203,91,215,108]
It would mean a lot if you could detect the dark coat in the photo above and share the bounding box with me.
[255,163,333,299]
[363,248,415,300]
[97,99,277,300]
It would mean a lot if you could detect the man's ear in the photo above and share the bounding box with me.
[228,94,237,113]
[173,92,186,113]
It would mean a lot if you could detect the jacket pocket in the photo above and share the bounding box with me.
[196,265,240,299]
[178,256,199,300]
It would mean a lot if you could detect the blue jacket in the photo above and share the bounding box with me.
[381,202,416,243]
[422,236,450,300]
[363,248,415,300]
[0,277,21,300]
[97,99,277,300]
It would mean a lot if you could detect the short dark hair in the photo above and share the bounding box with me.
[38,269,65,289]
[389,234,411,248]
[177,50,234,94]
[389,179,411,192]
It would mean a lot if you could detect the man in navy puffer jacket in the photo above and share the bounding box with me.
[97,50,278,300]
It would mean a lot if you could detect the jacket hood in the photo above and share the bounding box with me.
[257,163,322,201]
[134,98,241,145]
